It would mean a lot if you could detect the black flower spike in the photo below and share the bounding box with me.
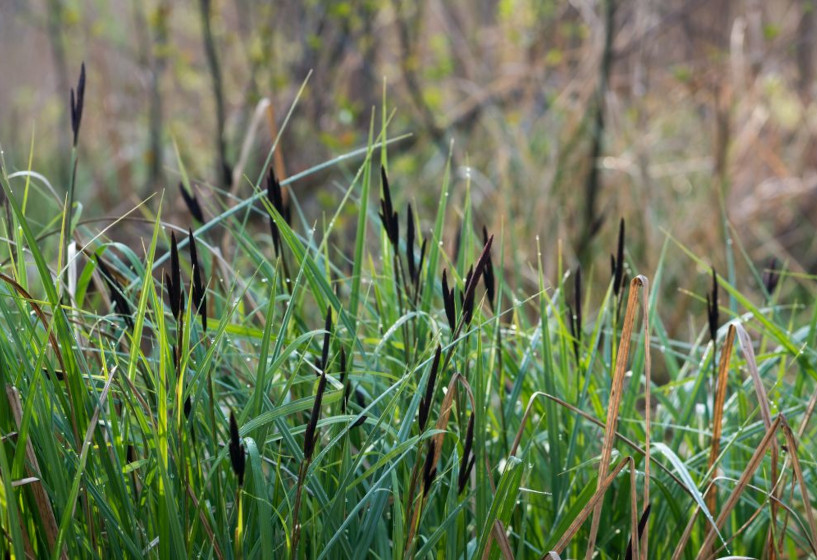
[168,232,183,320]
[418,345,441,432]
[482,226,495,311]
[458,413,475,494]
[304,366,328,462]
[422,440,438,495]
[624,504,652,560]
[462,235,494,325]
[70,62,86,147]
[417,238,428,285]
[406,204,417,284]
[179,183,205,223]
[266,168,285,257]
[95,255,134,330]
[612,218,625,296]
[228,411,246,487]
[188,229,207,331]
[461,266,474,310]
[707,267,718,344]
[442,269,456,331]
[763,257,780,297]
[378,166,399,249]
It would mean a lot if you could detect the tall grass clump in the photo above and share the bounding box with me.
[0,73,815,560]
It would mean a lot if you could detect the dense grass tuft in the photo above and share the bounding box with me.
[0,101,815,559]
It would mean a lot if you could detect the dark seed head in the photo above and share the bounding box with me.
[762,257,780,297]
[457,413,475,494]
[406,204,417,283]
[422,440,438,495]
[228,411,245,486]
[442,269,456,331]
[613,218,625,296]
[95,255,134,330]
[418,238,428,285]
[179,183,204,222]
[188,229,207,331]
[482,227,495,311]
[378,166,399,249]
[707,267,718,343]
[304,366,328,462]
[168,232,183,320]
[462,235,494,325]
[266,168,284,257]
[70,62,86,147]
[418,345,441,432]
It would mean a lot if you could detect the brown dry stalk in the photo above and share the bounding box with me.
[734,323,778,555]
[695,415,783,558]
[488,520,514,560]
[706,324,736,515]
[780,418,817,554]
[586,275,648,558]
[5,386,65,559]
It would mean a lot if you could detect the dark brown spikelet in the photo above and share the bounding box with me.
[706,267,718,343]
[304,368,328,462]
[179,183,205,223]
[612,218,625,296]
[188,229,207,331]
[378,166,399,249]
[763,257,780,297]
[462,235,494,325]
[266,168,285,257]
[624,504,651,560]
[228,411,246,486]
[168,232,183,320]
[482,227,496,311]
[70,62,86,147]
[442,269,456,331]
[406,204,417,284]
[422,440,438,495]
[418,345,441,432]
[457,413,475,494]
[95,255,134,330]
[418,238,428,285]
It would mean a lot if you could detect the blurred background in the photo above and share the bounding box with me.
[1,0,816,334]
